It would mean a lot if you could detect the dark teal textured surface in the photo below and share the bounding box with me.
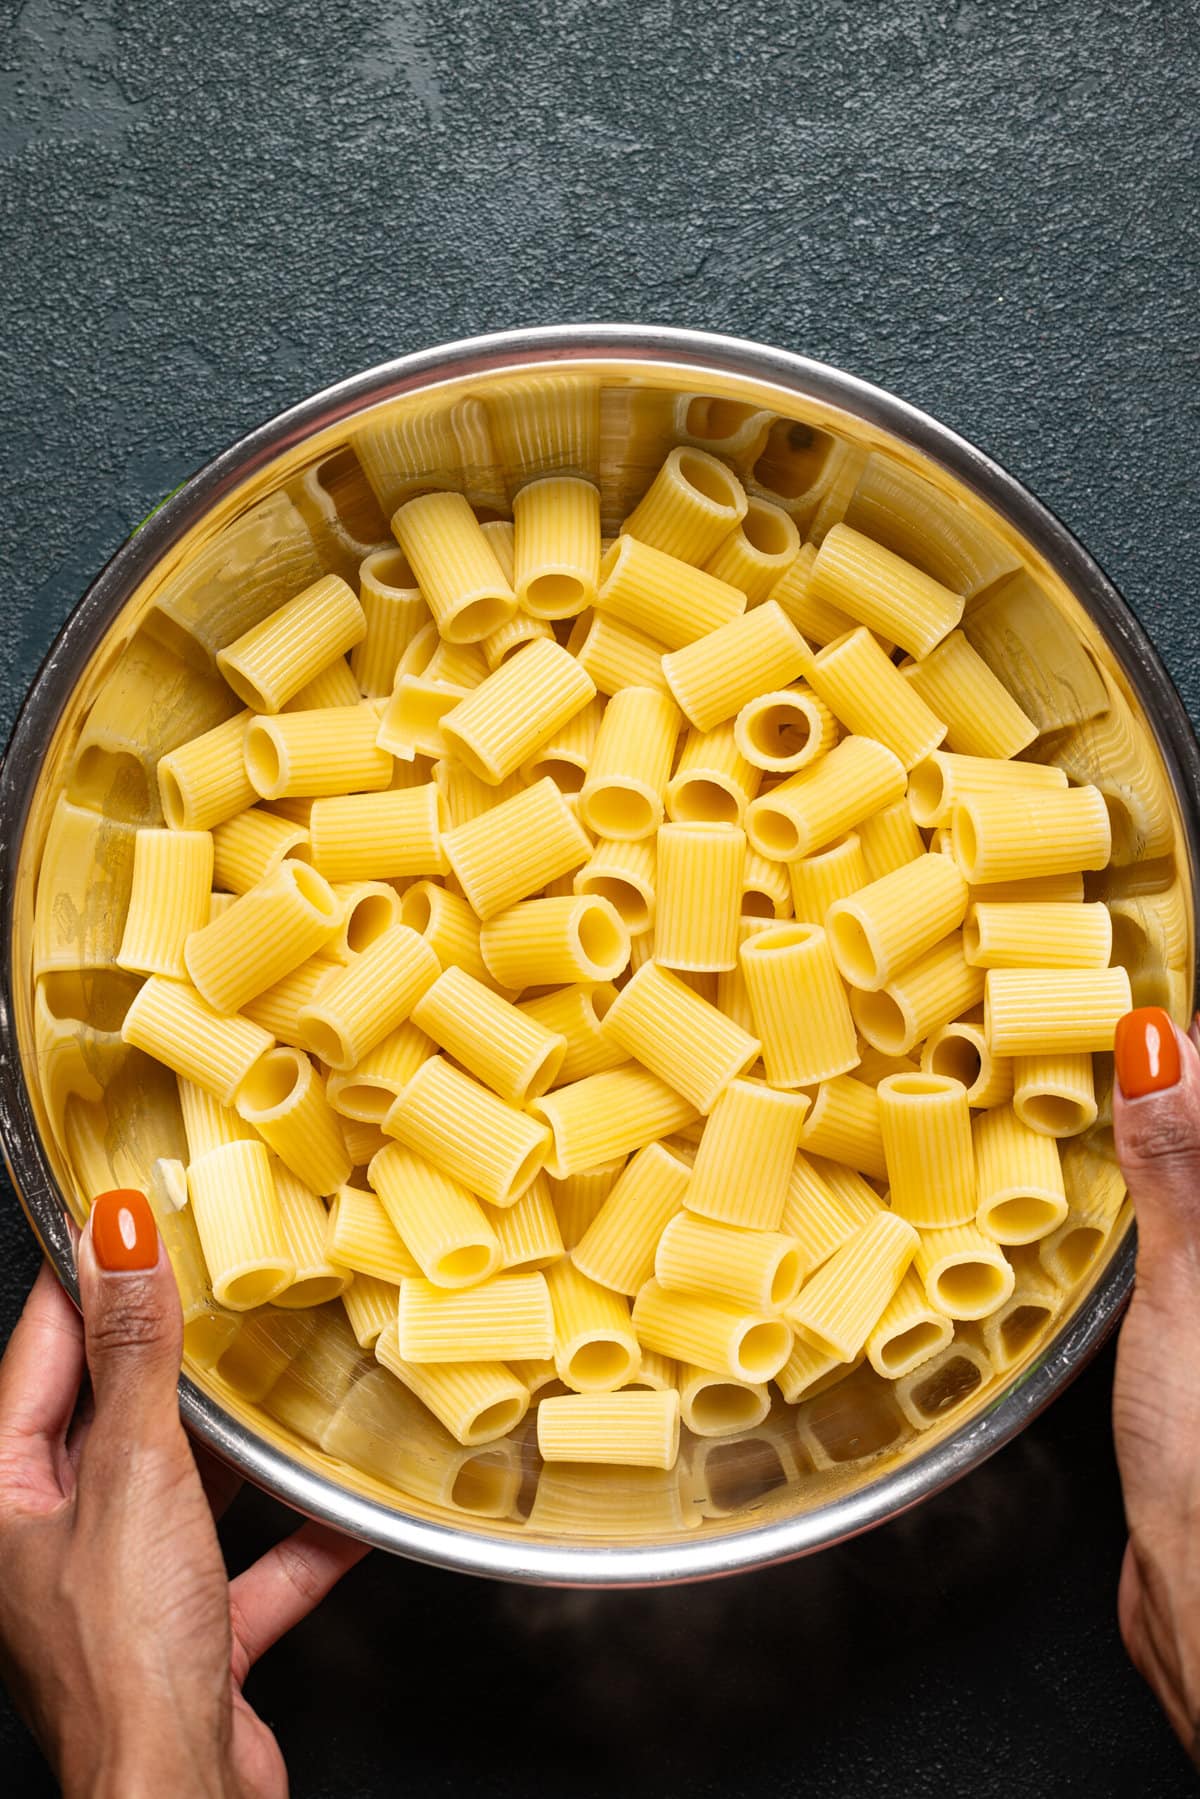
[2,2,1199,1792]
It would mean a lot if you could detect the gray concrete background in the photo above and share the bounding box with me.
[2,1,1198,1793]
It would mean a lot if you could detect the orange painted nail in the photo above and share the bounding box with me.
[90,1189,159,1272]
[1114,1007,1181,1099]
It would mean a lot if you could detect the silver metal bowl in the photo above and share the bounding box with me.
[2,325,1196,1584]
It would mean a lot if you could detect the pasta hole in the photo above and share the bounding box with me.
[751,419,833,500]
[365,548,417,591]
[599,539,623,584]
[1018,1092,1091,1136]
[852,988,909,1056]
[1104,793,1137,863]
[584,781,656,840]
[736,1319,790,1379]
[742,503,794,558]
[579,875,650,934]
[1000,1302,1052,1361]
[677,449,742,512]
[526,1039,566,1101]
[527,755,586,793]
[471,1397,525,1441]
[741,887,776,918]
[685,398,760,440]
[770,1249,803,1307]
[525,573,586,618]
[575,902,628,977]
[71,747,151,821]
[961,915,982,960]
[750,701,812,762]
[928,1032,982,1091]
[301,1016,349,1069]
[245,725,283,797]
[703,1438,789,1511]
[506,1142,546,1202]
[883,1072,957,1099]
[220,1266,289,1309]
[289,861,339,918]
[879,1320,944,1374]
[907,759,946,828]
[749,806,800,859]
[330,1078,390,1121]
[438,1245,495,1284]
[587,983,618,1024]
[689,1381,765,1434]
[828,911,880,988]
[344,892,399,953]
[935,1260,1007,1314]
[399,621,438,677]
[401,884,434,934]
[276,1274,344,1308]
[670,776,740,824]
[568,1339,633,1388]
[909,1353,983,1420]
[159,764,187,829]
[238,1048,304,1114]
[952,807,979,877]
[1054,1225,1104,1283]
[450,596,511,642]
[983,1194,1064,1243]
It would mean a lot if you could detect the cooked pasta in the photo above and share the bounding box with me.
[704,495,801,603]
[984,967,1132,1057]
[271,1163,353,1308]
[351,547,427,697]
[914,1222,1015,1321]
[851,932,984,1058]
[622,445,748,564]
[899,629,1037,760]
[442,776,592,920]
[632,1281,791,1382]
[1012,1052,1097,1138]
[440,638,597,784]
[234,1045,352,1196]
[121,977,273,1104]
[787,832,869,925]
[574,836,657,935]
[185,859,341,1014]
[677,1365,770,1437]
[341,1272,400,1350]
[398,1271,554,1363]
[308,785,447,884]
[907,749,1068,830]
[655,1212,804,1312]
[376,1329,530,1446]
[545,1257,641,1390]
[566,609,671,696]
[855,800,926,883]
[518,983,627,1084]
[797,1075,887,1180]
[325,1182,419,1284]
[368,1141,501,1288]
[865,1269,954,1379]
[521,694,604,790]
[662,600,810,734]
[826,854,968,992]
[157,710,257,832]
[921,1012,1014,1109]
[949,784,1112,884]
[210,808,308,896]
[786,1211,918,1361]
[482,1174,564,1272]
[733,687,837,775]
[973,1105,1069,1244]
[479,894,629,988]
[297,922,440,1069]
[531,1067,698,1177]
[187,1139,294,1311]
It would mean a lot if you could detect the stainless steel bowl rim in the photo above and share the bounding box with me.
[1,323,1194,1585]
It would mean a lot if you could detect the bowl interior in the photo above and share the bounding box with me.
[3,333,1193,1580]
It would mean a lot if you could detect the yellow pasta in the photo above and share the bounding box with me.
[767,541,856,644]
[384,1055,549,1207]
[685,1079,809,1230]
[297,922,440,1069]
[442,775,592,920]
[597,534,745,647]
[865,1269,954,1379]
[1039,1136,1127,1288]
[391,490,517,642]
[545,1258,641,1391]
[209,808,308,896]
[375,672,468,763]
[601,960,761,1113]
[899,628,1037,760]
[826,853,969,991]
[537,1391,680,1469]
[398,1270,554,1363]
[512,475,601,618]
[1012,1053,1097,1138]
[741,850,792,919]
[950,784,1112,884]
[656,1212,804,1311]
[184,859,341,1014]
[341,1272,401,1349]
[271,1163,353,1308]
[217,573,366,713]
[571,1141,691,1295]
[974,1105,1069,1244]
[733,686,837,775]
[963,901,1113,970]
[851,932,984,1058]
[531,1067,698,1177]
[121,977,273,1104]
[550,1158,627,1248]
[521,694,604,790]
[654,823,745,972]
[892,1330,994,1431]
[676,1365,770,1436]
[144,1159,239,1368]
[116,828,213,978]
[177,1077,258,1159]
[158,709,257,832]
[574,836,657,935]
[915,1222,1015,1320]
[240,953,339,1045]
[233,1045,352,1195]
[907,749,1069,829]
[284,657,365,712]
[809,523,964,659]
[245,704,393,800]
[622,445,748,564]
[483,608,555,671]
[704,495,801,603]
[325,882,404,963]
[187,1138,294,1310]
[921,1012,1014,1109]
[339,1119,392,1171]
[368,1141,501,1288]
[878,1073,976,1228]
[739,923,857,1086]
[376,1328,530,1446]
[323,1023,433,1124]
[746,734,907,862]
[351,547,428,697]
[797,1075,887,1181]
[978,1248,1061,1372]
[307,786,447,884]
[786,1212,919,1360]
[479,894,629,988]
[326,1183,419,1283]
[481,1174,564,1272]
[396,879,501,994]
[776,1333,855,1405]
[665,720,761,825]
[632,1281,791,1382]
[984,966,1132,1057]
[439,639,597,785]
[578,685,681,839]
[566,609,670,696]
[809,627,946,770]
[787,832,869,924]
[517,984,625,1085]
[662,600,811,733]
[856,801,926,882]
[411,965,566,1105]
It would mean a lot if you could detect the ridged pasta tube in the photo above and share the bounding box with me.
[537,1390,680,1469]
[1012,1052,1097,1138]
[368,1141,501,1288]
[632,1281,791,1382]
[656,1212,804,1311]
[662,600,811,733]
[974,1105,1069,1244]
[786,1212,919,1361]
[915,1222,1015,1320]
[517,983,626,1084]
[376,1328,530,1446]
[566,609,670,696]
[704,495,801,603]
[240,953,339,1046]
[531,1067,698,1177]
[234,1045,352,1195]
[521,694,604,790]
[440,638,597,784]
[851,933,984,1058]
[512,475,601,619]
[245,704,393,800]
[984,966,1132,1056]
[271,1163,353,1308]
[602,960,761,1113]
[399,879,506,994]
[779,1154,883,1275]
[325,1183,418,1283]
[797,1075,886,1180]
[546,1258,641,1391]
[479,894,629,988]
[856,801,925,882]
[481,1174,564,1272]
[384,1055,549,1207]
[157,710,257,832]
[677,1365,770,1437]
[963,901,1113,970]
[745,734,906,862]
[442,776,592,920]
[116,828,213,978]
[187,1139,294,1310]
[571,1141,691,1296]
[900,628,1037,759]
[217,574,366,713]
[184,859,341,1014]
[622,445,748,565]
[685,1079,810,1230]
[307,785,447,884]
[351,547,428,697]
[810,524,964,659]
[411,965,566,1105]
[341,1273,400,1350]
[950,785,1112,884]
[733,686,837,775]
[296,922,439,1070]
[809,627,946,769]
[391,490,517,642]
[597,533,745,647]
[121,978,273,1104]
[921,1013,1013,1109]
[878,1073,977,1228]
[654,823,744,972]
[739,923,857,1086]
[665,720,761,825]
[397,1271,554,1363]
[908,749,1068,829]
[574,836,657,935]
[578,686,681,839]
[210,808,308,896]
[826,853,969,991]
[865,1269,954,1379]
[787,832,868,925]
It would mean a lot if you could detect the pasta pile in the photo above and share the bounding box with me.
[42,438,1154,1481]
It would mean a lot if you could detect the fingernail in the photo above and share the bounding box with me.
[90,1189,159,1272]
[1115,1007,1181,1099]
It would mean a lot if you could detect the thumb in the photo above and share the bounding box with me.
[1113,1006,1200,1310]
[77,1188,183,1441]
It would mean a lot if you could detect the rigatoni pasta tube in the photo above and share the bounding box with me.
[178,1077,258,1158]
[1039,1136,1127,1288]
[368,1141,501,1288]
[521,694,604,790]
[571,1141,691,1296]
[963,901,1113,970]
[399,879,503,992]
[851,933,984,1058]
[974,1105,1068,1244]
[144,1159,239,1367]
[768,540,855,644]
[297,922,440,1070]
[550,1159,627,1248]
[856,801,925,882]
[662,600,811,734]
[411,965,565,1105]
[878,1073,976,1228]
[654,823,744,972]
[184,860,340,1014]
[810,524,964,660]
[656,1213,804,1312]
[787,832,868,924]
[440,638,597,784]
[741,851,791,920]
[985,966,1131,1057]
[217,574,366,713]
[116,828,213,978]
[187,1139,294,1310]
[531,1067,698,1177]
[384,1055,549,1207]
[826,853,968,991]
[574,836,656,935]
[342,1272,400,1349]
[908,749,1068,829]
[512,475,600,619]
[779,1153,882,1276]
[739,924,857,1086]
[921,1014,1013,1109]
[240,953,338,1046]
[307,785,447,884]
[776,1334,853,1405]
[665,720,760,826]
[234,1045,352,1195]
[677,1365,770,1437]
[578,686,680,839]
[518,983,625,1084]
[284,657,362,712]
[157,710,257,832]
[865,1269,954,1379]
[915,1222,1015,1320]
[376,1330,529,1446]
[210,808,308,896]
[351,547,427,696]
[479,894,629,988]
[537,1391,679,1469]
[597,533,745,648]
[601,961,760,1113]
[809,627,946,769]
[271,1163,352,1308]
[245,704,392,800]
[1012,1053,1097,1138]
[121,978,273,1104]
[900,629,1037,760]
[397,1270,554,1363]
[546,1258,641,1391]
[632,1281,791,1382]
[685,1079,809,1230]
[704,495,800,604]
[391,490,517,643]
[325,1183,418,1283]
[786,1212,918,1361]
[733,686,837,775]
[798,1075,886,1181]
[622,445,748,565]
[482,1174,563,1272]
[749,742,905,872]
[950,785,1112,884]
[442,776,592,920]
[566,609,670,696]
[979,1251,1060,1372]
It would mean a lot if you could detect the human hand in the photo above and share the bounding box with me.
[1112,1006,1200,1767]
[0,1188,368,1799]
